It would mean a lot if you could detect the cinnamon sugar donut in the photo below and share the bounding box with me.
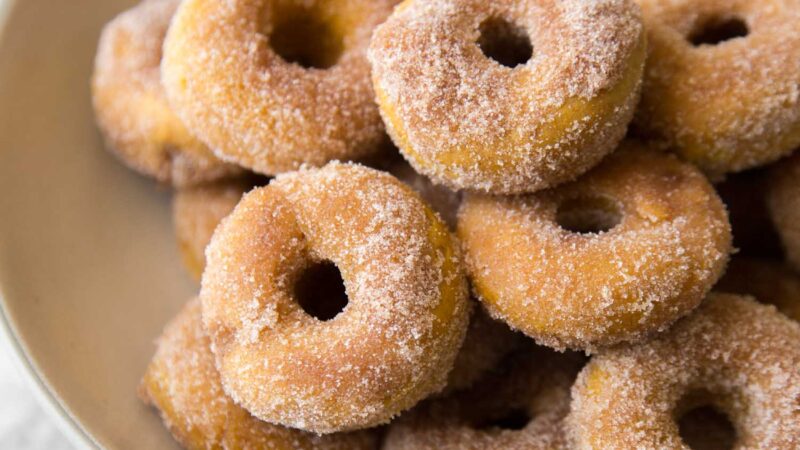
[717,257,800,322]
[161,0,396,176]
[384,346,585,450]
[368,0,646,194]
[172,180,252,280]
[768,152,800,272]
[567,293,800,449]
[200,163,470,433]
[140,299,378,450]
[92,0,240,186]
[634,0,800,174]
[457,144,732,350]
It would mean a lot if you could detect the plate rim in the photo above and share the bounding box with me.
[0,0,99,448]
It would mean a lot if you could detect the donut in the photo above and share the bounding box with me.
[457,144,732,350]
[567,293,800,449]
[161,0,396,176]
[368,0,646,194]
[139,299,378,449]
[172,179,253,280]
[633,0,800,175]
[444,308,520,394]
[767,152,800,272]
[91,0,240,186]
[716,257,800,322]
[383,345,585,450]
[199,162,470,433]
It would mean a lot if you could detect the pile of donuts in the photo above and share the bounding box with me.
[91,0,800,448]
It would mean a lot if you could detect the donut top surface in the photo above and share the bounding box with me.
[635,0,800,173]
[199,162,470,432]
[369,0,644,192]
[161,0,398,175]
[568,294,800,449]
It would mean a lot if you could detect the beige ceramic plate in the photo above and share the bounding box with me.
[0,0,193,448]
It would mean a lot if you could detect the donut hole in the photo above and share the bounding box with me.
[678,405,737,450]
[268,7,343,69]
[294,261,348,321]
[689,17,749,46]
[556,196,621,234]
[477,17,533,68]
[471,407,531,431]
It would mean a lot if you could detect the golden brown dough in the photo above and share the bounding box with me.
[92,0,240,186]
[139,299,378,450]
[567,293,800,449]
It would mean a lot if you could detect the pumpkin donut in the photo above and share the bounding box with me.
[368,0,646,193]
[767,152,800,272]
[172,179,255,280]
[457,144,732,351]
[567,293,800,449]
[384,346,585,450]
[91,0,240,186]
[139,299,378,450]
[634,0,800,174]
[716,257,800,322]
[200,163,470,433]
[161,0,396,176]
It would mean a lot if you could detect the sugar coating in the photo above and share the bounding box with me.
[161,0,396,176]
[567,293,800,449]
[369,0,645,193]
[716,257,800,322]
[767,153,800,273]
[172,179,254,280]
[91,0,241,186]
[199,162,470,433]
[634,0,800,175]
[384,345,585,450]
[457,144,732,351]
[139,299,378,449]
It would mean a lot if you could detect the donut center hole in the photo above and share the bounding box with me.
[556,196,621,234]
[689,17,749,46]
[269,8,343,69]
[294,261,348,321]
[678,405,737,450]
[477,17,533,68]
[471,407,531,431]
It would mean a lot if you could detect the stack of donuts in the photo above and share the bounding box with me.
[91,0,800,448]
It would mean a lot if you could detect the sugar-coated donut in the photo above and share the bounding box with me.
[768,152,800,272]
[634,0,800,174]
[92,0,240,186]
[717,257,800,322]
[457,144,732,350]
[139,299,378,450]
[384,346,585,450]
[567,293,800,449]
[172,180,252,280]
[162,0,396,176]
[200,162,470,433]
[369,0,646,194]
[444,308,520,394]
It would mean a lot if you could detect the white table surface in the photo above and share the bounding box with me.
[0,0,75,448]
[0,338,75,449]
